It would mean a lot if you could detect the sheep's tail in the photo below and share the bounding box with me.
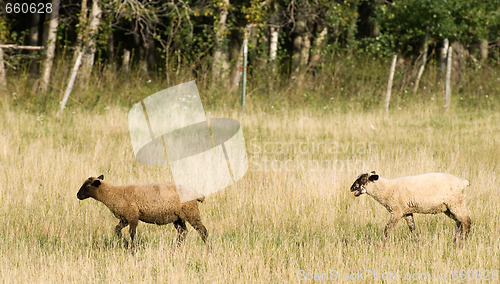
[197,196,205,203]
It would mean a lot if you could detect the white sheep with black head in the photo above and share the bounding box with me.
[350,171,471,246]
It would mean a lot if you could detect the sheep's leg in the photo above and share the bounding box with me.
[444,209,460,243]
[194,224,208,244]
[115,220,129,248]
[454,214,471,247]
[403,214,419,241]
[460,216,471,243]
[173,219,188,248]
[454,222,462,244]
[187,219,208,244]
[384,213,402,240]
[445,208,471,246]
[128,220,138,253]
[452,205,471,244]
[183,204,209,246]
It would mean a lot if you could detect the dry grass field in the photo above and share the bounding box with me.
[0,100,498,282]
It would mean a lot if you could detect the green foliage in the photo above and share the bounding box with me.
[356,33,396,58]
[324,0,360,47]
[0,15,9,42]
[377,0,500,54]
[240,0,268,23]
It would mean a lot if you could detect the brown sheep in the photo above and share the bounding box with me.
[350,171,471,246]
[77,175,208,251]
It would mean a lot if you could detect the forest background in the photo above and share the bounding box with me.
[0,0,499,111]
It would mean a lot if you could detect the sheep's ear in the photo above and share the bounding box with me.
[97,175,104,180]
[371,171,377,175]
[369,174,379,181]
[91,179,101,187]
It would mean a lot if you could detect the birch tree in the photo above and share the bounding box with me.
[269,26,279,72]
[211,0,230,86]
[40,0,60,93]
[231,0,271,89]
[231,24,253,90]
[72,0,87,67]
[413,28,429,93]
[80,0,102,83]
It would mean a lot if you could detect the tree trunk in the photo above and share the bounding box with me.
[299,33,310,67]
[29,13,41,46]
[71,0,87,69]
[107,26,115,68]
[135,28,156,73]
[384,55,397,112]
[58,51,83,116]
[291,16,308,74]
[211,0,230,86]
[228,31,241,80]
[0,48,6,89]
[444,47,453,112]
[131,30,145,71]
[291,37,302,73]
[144,36,156,71]
[308,26,328,69]
[269,26,279,72]
[29,13,42,74]
[40,12,50,48]
[231,24,252,90]
[451,41,468,83]
[439,38,449,79]
[138,46,147,72]
[80,0,102,83]
[413,29,429,93]
[122,49,131,74]
[40,0,60,93]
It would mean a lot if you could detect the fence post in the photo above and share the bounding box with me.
[444,46,453,112]
[241,37,248,110]
[0,48,5,89]
[384,55,397,112]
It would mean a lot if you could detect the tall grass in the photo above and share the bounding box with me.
[2,54,499,113]
[0,91,498,282]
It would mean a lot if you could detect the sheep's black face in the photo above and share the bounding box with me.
[77,175,103,200]
[350,172,378,197]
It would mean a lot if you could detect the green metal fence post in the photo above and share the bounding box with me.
[241,37,248,110]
